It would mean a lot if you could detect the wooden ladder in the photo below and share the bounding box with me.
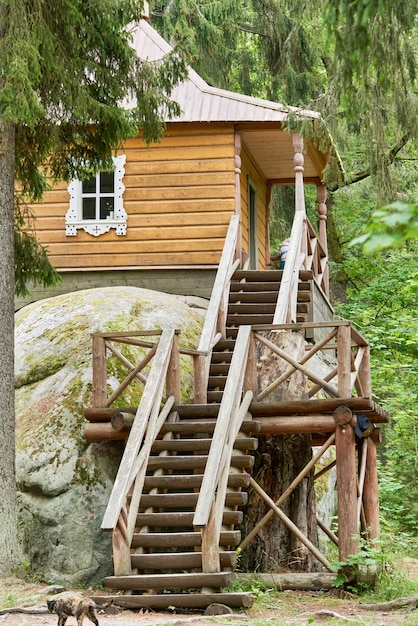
[103,404,258,609]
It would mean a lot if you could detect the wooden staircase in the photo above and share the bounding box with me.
[99,267,314,609]
[103,404,259,609]
[207,268,312,403]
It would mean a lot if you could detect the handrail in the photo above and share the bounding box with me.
[197,214,240,390]
[273,211,305,324]
[194,325,253,531]
[101,328,175,532]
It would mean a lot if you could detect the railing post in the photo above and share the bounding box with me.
[335,323,358,563]
[166,331,180,403]
[234,132,243,263]
[317,185,329,296]
[193,354,207,404]
[358,344,372,397]
[292,132,307,259]
[362,438,381,545]
[92,335,107,407]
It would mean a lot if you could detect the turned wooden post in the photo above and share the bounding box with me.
[92,335,108,407]
[317,185,329,296]
[335,324,358,562]
[292,133,307,259]
[234,132,243,262]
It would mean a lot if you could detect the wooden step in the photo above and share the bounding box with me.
[210,351,233,363]
[228,303,276,315]
[136,510,243,527]
[139,491,248,509]
[131,530,241,548]
[209,362,230,375]
[159,420,260,435]
[208,375,227,389]
[93,592,254,610]
[207,390,226,403]
[229,291,278,303]
[227,313,276,325]
[105,571,233,591]
[143,473,251,490]
[130,551,236,571]
[232,268,313,281]
[151,437,257,453]
[146,454,254,471]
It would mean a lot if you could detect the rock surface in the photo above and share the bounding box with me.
[15,286,206,585]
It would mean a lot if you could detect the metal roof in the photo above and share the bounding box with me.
[128,19,342,183]
[130,19,320,124]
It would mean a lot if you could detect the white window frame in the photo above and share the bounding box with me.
[65,154,127,236]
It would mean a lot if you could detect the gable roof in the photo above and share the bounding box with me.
[130,19,320,124]
[129,19,343,184]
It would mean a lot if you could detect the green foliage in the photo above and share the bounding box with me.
[351,202,418,252]
[0,0,187,294]
[14,196,61,297]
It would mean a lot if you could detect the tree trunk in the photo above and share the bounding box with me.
[239,331,321,573]
[0,117,21,573]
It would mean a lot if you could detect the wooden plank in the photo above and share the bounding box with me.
[143,473,251,490]
[146,454,254,471]
[138,491,248,509]
[136,511,243,527]
[105,571,232,591]
[249,397,390,421]
[130,551,236,571]
[131,530,241,548]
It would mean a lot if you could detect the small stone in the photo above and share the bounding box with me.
[205,603,233,616]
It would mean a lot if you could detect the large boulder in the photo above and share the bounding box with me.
[15,286,206,585]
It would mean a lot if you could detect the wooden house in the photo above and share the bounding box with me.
[19,17,334,316]
[23,17,389,611]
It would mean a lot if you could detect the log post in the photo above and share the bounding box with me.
[92,335,107,407]
[362,438,380,545]
[243,330,257,394]
[166,331,180,403]
[335,324,358,562]
[193,354,207,404]
[358,343,372,397]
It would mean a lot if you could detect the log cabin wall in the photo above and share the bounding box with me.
[17,123,238,308]
[240,143,268,270]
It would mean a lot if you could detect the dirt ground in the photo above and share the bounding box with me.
[1,561,418,626]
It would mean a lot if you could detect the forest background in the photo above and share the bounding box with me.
[148,0,418,547]
[3,0,417,572]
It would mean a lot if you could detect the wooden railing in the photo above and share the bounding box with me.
[100,329,178,575]
[193,325,253,573]
[251,321,371,403]
[197,214,240,401]
[273,214,329,326]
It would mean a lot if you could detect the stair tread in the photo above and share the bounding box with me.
[152,437,257,453]
[139,491,248,508]
[136,510,243,526]
[130,551,236,570]
[105,571,233,591]
[143,473,251,490]
[147,453,254,470]
[131,530,241,548]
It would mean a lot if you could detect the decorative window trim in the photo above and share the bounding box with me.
[65,154,127,236]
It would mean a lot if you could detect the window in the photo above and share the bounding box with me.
[65,154,127,236]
